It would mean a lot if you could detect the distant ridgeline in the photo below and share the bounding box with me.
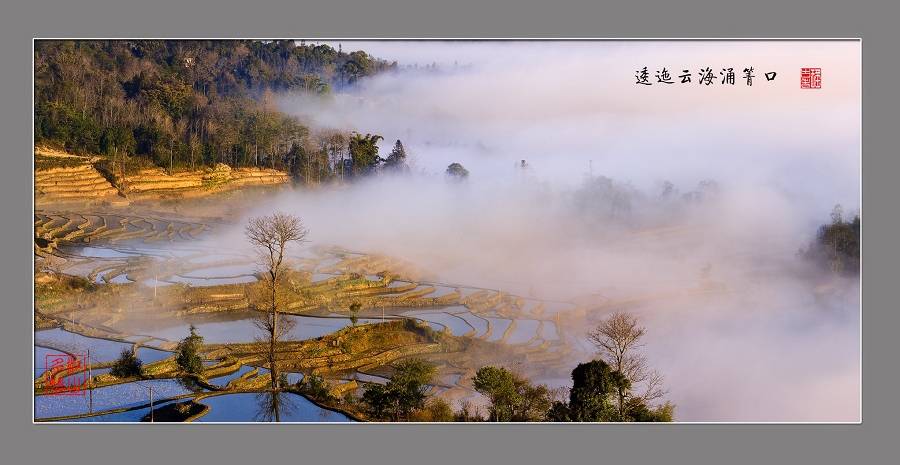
[34,40,404,182]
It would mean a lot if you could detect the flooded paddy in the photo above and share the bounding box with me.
[403,310,473,336]
[137,314,383,345]
[538,321,559,341]
[141,317,263,345]
[347,372,391,385]
[291,317,385,340]
[426,285,459,298]
[58,245,138,259]
[505,318,541,344]
[184,252,249,264]
[521,300,544,314]
[457,287,483,298]
[35,378,200,419]
[310,273,339,282]
[34,346,65,378]
[135,347,173,364]
[165,275,257,286]
[453,312,490,338]
[193,393,353,422]
[37,218,593,422]
[441,373,463,386]
[180,263,257,278]
[35,328,134,365]
[108,274,133,284]
[314,257,343,271]
[57,400,180,422]
[208,365,256,388]
[483,317,514,342]
[542,301,579,314]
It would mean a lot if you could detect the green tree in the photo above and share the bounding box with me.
[567,359,629,421]
[622,398,676,422]
[547,399,573,422]
[348,132,384,178]
[349,301,361,326]
[361,382,392,418]
[244,212,310,391]
[110,348,143,378]
[175,324,204,374]
[362,358,436,421]
[549,360,674,422]
[512,374,553,422]
[446,162,469,182]
[387,358,436,421]
[382,139,409,174]
[473,366,521,422]
[473,365,554,422]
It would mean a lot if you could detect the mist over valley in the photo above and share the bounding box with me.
[34,40,860,422]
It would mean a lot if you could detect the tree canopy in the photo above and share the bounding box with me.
[567,359,629,421]
[348,132,384,178]
[362,358,436,421]
[175,324,204,375]
[446,162,469,181]
[473,366,521,422]
[110,349,143,378]
[473,365,553,422]
[382,139,410,174]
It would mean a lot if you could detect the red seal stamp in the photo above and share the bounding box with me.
[801,68,822,89]
[45,354,86,396]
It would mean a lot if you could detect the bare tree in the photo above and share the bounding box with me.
[587,309,668,418]
[244,212,309,391]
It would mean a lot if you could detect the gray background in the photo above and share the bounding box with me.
[4,1,895,464]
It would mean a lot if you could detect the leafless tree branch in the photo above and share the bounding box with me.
[244,212,309,391]
[586,309,668,417]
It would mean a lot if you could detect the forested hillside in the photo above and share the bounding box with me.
[34,40,397,181]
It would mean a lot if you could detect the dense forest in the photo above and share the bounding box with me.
[34,40,400,182]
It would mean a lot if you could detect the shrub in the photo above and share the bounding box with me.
[175,324,204,374]
[409,398,454,422]
[111,349,143,378]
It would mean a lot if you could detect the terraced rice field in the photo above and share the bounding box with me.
[35,203,602,421]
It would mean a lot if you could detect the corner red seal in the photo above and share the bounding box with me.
[45,354,86,396]
[801,68,822,89]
